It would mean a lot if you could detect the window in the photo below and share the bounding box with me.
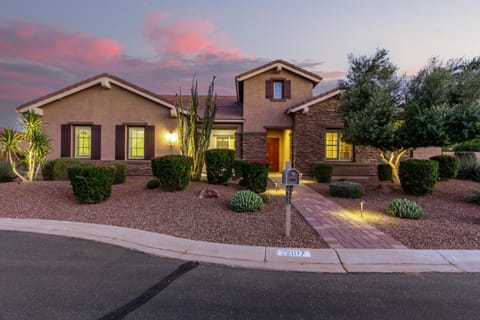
[128,127,145,159]
[74,126,92,158]
[265,79,291,100]
[115,125,154,160]
[61,124,101,159]
[273,81,283,99]
[326,130,353,160]
[214,135,235,149]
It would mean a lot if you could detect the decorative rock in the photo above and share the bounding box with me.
[198,188,220,199]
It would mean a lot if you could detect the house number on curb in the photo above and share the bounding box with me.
[277,249,312,258]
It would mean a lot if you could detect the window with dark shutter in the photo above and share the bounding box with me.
[91,125,101,160]
[115,125,126,160]
[265,79,273,99]
[144,126,155,160]
[60,124,71,157]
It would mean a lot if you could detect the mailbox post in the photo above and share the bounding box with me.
[282,166,300,237]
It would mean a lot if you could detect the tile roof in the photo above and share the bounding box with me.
[286,88,344,114]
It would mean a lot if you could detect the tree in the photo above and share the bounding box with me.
[176,76,217,181]
[338,49,480,185]
[0,111,50,182]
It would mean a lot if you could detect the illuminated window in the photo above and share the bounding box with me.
[215,135,235,149]
[74,126,91,158]
[325,130,352,160]
[128,127,145,159]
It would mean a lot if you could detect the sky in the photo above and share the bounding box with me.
[1,0,480,128]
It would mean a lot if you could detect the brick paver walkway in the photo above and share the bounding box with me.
[271,177,407,249]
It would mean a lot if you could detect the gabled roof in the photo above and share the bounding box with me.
[235,59,323,84]
[16,73,176,116]
[286,88,344,114]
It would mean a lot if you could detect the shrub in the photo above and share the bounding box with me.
[232,159,244,180]
[0,160,15,182]
[42,158,83,181]
[452,138,480,152]
[151,155,193,191]
[386,198,424,219]
[329,181,365,198]
[312,162,333,183]
[230,190,264,212]
[67,163,115,204]
[238,160,269,193]
[472,162,480,183]
[205,149,235,185]
[110,162,127,184]
[455,152,477,179]
[377,163,393,181]
[146,178,161,189]
[399,159,439,196]
[259,193,271,204]
[429,155,460,180]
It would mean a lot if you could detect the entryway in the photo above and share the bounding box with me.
[266,129,292,172]
[267,138,279,172]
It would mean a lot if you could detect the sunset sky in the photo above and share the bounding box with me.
[1,0,480,128]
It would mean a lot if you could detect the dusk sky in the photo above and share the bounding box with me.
[1,0,480,128]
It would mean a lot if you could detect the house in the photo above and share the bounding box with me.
[16,59,440,176]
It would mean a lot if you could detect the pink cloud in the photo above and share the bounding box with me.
[143,11,246,60]
[0,21,123,69]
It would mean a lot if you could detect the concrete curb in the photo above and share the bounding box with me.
[1,218,479,273]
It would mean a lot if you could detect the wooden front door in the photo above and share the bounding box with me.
[267,138,279,172]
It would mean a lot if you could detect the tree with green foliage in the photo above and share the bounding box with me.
[338,49,480,185]
[176,76,217,181]
[0,111,50,182]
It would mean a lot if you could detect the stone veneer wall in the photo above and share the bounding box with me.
[293,96,381,176]
[240,132,267,162]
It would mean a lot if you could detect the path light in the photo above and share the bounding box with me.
[360,199,366,218]
[274,182,279,191]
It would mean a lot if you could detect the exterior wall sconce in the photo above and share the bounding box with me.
[166,132,178,153]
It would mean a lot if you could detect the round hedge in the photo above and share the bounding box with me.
[377,163,393,181]
[329,181,365,198]
[312,162,333,183]
[429,155,459,180]
[399,159,438,196]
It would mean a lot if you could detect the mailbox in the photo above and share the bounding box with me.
[282,168,300,186]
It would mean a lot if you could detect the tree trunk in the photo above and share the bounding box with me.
[379,149,409,185]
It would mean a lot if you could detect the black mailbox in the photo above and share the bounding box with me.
[282,168,300,186]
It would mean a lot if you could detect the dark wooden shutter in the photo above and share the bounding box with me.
[283,80,291,99]
[60,124,71,157]
[91,125,101,160]
[144,126,155,160]
[115,125,125,160]
[265,79,273,99]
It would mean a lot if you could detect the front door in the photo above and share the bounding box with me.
[266,138,279,172]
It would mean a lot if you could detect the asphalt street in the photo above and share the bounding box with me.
[1,231,479,320]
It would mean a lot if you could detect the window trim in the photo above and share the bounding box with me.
[214,134,235,150]
[127,126,145,160]
[273,81,283,99]
[74,125,92,159]
[325,129,353,161]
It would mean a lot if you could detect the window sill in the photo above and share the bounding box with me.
[269,98,287,102]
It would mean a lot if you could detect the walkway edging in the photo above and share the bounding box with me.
[1,218,479,273]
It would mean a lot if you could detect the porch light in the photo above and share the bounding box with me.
[166,132,178,153]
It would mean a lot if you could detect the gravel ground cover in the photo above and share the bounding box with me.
[0,177,328,248]
[307,178,480,249]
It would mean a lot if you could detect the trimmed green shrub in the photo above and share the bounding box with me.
[472,162,480,183]
[312,162,333,183]
[329,181,365,198]
[455,152,477,179]
[146,178,161,189]
[67,163,115,204]
[429,155,460,180]
[42,158,83,181]
[377,163,393,181]
[232,159,244,180]
[399,160,439,196]
[110,162,127,184]
[151,155,193,191]
[386,198,424,219]
[238,160,269,193]
[0,160,15,182]
[205,149,235,185]
[230,190,264,212]
[452,138,480,152]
